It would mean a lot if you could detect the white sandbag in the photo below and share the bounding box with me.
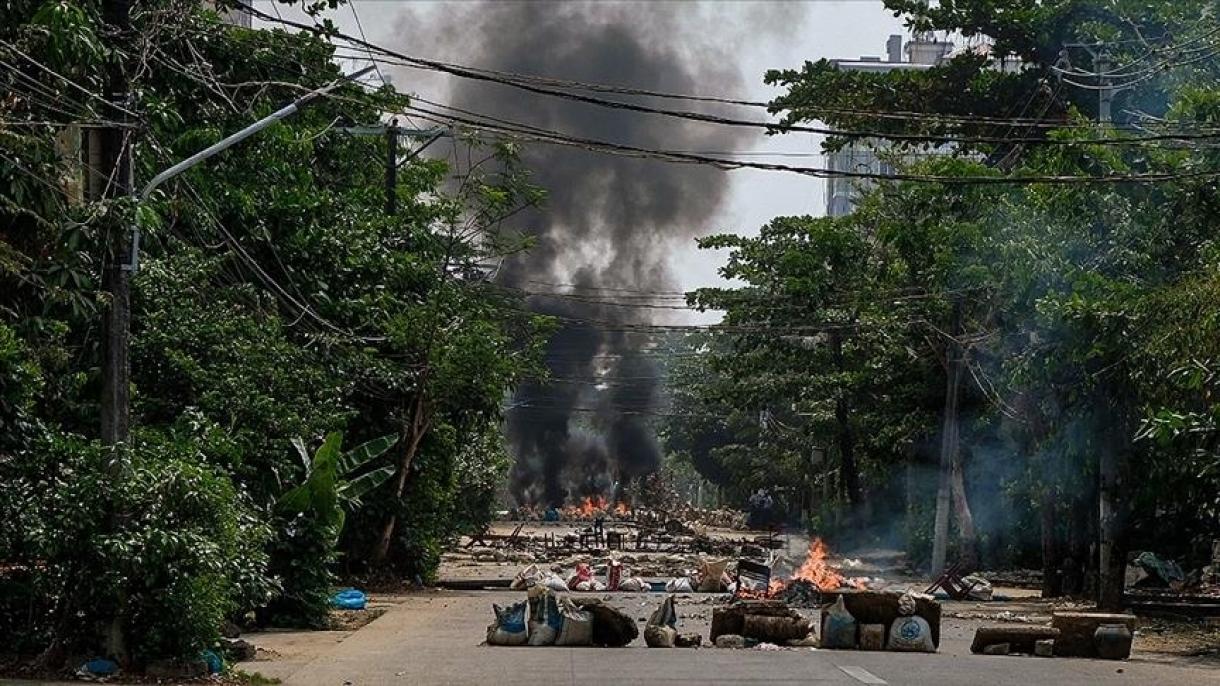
[887,615,934,652]
[486,601,530,646]
[962,575,994,601]
[543,573,570,592]
[554,597,594,646]
[618,576,648,592]
[665,577,694,593]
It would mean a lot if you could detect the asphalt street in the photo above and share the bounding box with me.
[238,590,1220,686]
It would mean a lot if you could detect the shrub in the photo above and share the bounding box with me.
[0,434,274,664]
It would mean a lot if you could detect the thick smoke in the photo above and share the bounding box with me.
[393,1,798,506]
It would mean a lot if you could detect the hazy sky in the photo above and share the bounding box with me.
[254,1,911,306]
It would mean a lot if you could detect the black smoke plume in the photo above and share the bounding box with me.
[393,1,798,506]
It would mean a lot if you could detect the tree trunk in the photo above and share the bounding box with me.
[1040,490,1063,598]
[829,332,863,508]
[950,450,978,570]
[931,300,963,577]
[371,395,429,565]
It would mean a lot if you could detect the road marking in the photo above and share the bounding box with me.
[838,665,887,684]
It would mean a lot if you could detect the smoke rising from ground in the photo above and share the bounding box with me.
[392,1,801,506]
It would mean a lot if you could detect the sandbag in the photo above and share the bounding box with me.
[527,588,564,646]
[543,573,570,592]
[645,624,678,648]
[487,601,529,646]
[648,595,678,629]
[820,595,857,649]
[555,597,594,646]
[665,577,694,593]
[645,595,680,648]
[618,576,648,592]
[511,564,542,591]
[887,615,935,652]
[697,558,730,592]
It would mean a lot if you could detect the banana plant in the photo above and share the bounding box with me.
[277,431,397,542]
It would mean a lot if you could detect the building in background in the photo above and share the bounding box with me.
[824,33,954,217]
[207,1,252,27]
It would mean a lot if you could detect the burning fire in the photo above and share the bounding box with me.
[740,538,864,598]
[514,498,633,520]
[792,538,853,590]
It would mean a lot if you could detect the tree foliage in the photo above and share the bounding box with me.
[0,0,549,663]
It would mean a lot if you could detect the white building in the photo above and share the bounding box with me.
[824,33,953,217]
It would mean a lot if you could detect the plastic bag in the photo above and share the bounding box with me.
[487,601,530,646]
[527,587,564,646]
[554,597,594,646]
[820,595,857,649]
[511,563,542,591]
[887,615,934,652]
[330,588,367,610]
[665,577,694,593]
[568,562,593,590]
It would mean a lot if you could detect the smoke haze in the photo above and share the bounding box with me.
[392,1,803,505]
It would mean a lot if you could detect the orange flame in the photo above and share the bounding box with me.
[791,538,857,591]
[563,495,610,519]
[613,502,630,517]
[735,538,862,598]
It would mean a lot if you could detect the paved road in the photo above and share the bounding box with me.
[241,590,1220,686]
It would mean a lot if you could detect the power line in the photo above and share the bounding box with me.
[397,100,1220,186]
[243,4,1220,148]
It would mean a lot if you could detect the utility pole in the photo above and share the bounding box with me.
[100,0,133,446]
[337,123,446,216]
[385,121,398,215]
[99,66,375,449]
[1061,42,1131,610]
[930,296,963,577]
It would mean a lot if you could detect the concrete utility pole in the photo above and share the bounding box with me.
[930,296,963,577]
[1060,42,1132,610]
[385,122,398,215]
[99,0,133,445]
[100,66,374,446]
[337,123,446,215]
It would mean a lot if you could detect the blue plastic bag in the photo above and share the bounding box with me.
[81,658,119,676]
[201,649,223,674]
[331,588,367,610]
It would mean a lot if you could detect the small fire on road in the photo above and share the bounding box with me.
[744,538,866,598]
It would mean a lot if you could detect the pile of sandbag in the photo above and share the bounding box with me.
[513,558,653,593]
[510,563,568,593]
[486,588,637,647]
[819,591,937,652]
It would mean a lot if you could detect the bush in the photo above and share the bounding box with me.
[0,433,274,664]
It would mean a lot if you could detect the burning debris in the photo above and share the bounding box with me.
[736,539,870,601]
